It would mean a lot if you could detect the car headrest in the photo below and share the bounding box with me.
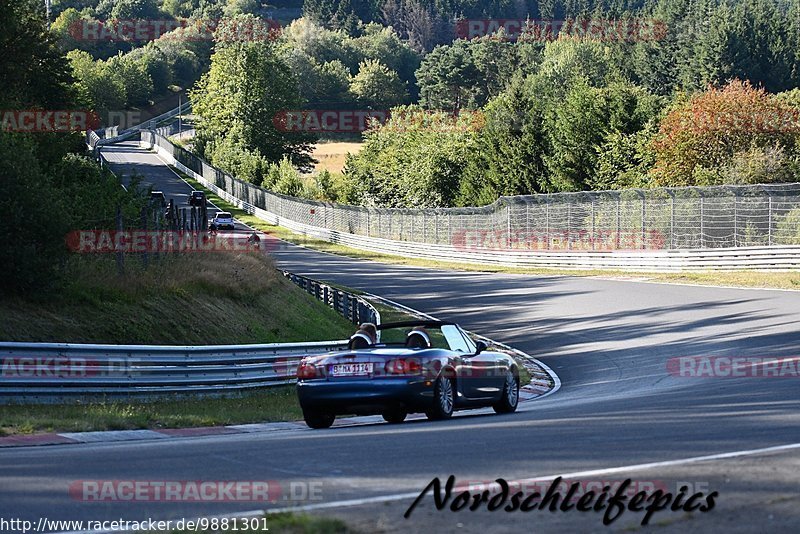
[405,330,430,349]
[348,331,373,350]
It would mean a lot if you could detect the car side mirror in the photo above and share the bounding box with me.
[474,340,488,355]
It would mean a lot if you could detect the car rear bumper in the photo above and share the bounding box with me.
[297,377,435,414]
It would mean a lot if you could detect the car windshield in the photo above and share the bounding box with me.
[216,213,231,218]
[375,324,472,352]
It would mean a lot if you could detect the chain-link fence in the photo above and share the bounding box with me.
[144,131,800,251]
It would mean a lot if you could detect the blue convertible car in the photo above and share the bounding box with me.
[296,321,520,429]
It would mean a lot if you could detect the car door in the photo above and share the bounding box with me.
[443,325,499,400]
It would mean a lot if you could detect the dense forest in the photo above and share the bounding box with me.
[27,0,800,208]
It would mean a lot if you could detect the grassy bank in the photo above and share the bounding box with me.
[180,173,800,290]
[0,253,353,344]
[0,251,358,436]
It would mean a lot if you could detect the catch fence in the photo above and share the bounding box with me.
[142,131,800,252]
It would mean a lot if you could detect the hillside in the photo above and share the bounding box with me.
[0,253,353,344]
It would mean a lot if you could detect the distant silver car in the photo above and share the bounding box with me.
[211,212,235,230]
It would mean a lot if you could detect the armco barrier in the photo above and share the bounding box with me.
[0,339,347,403]
[0,270,376,403]
[282,271,379,325]
[140,131,800,272]
[88,102,191,148]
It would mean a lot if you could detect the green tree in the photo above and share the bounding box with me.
[67,50,127,114]
[110,0,161,20]
[349,59,408,109]
[344,105,481,207]
[650,80,800,186]
[192,15,316,176]
[544,80,608,191]
[416,40,481,112]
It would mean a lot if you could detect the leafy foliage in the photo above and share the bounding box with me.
[650,80,800,186]
[192,16,316,179]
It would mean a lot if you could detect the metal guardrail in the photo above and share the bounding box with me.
[0,339,347,403]
[282,271,380,326]
[140,132,800,271]
[0,270,377,403]
[87,102,191,149]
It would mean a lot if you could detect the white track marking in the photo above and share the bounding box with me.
[57,442,800,532]
[263,441,800,515]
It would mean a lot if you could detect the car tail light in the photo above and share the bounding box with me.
[297,362,319,380]
[385,358,422,375]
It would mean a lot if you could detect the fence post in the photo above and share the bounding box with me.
[566,198,572,250]
[448,212,453,245]
[545,198,550,250]
[141,207,149,269]
[116,206,124,275]
[590,195,596,251]
[153,208,160,261]
[699,190,705,248]
[525,200,531,249]
[732,186,739,247]
[506,204,511,249]
[615,194,621,249]
[767,190,773,246]
[667,189,675,249]
[639,190,646,249]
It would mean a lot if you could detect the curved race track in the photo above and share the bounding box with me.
[0,141,798,533]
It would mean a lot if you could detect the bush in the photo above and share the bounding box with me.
[651,80,800,186]
[775,207,800,245]
[0,134,70,294]
[269,157,306,197]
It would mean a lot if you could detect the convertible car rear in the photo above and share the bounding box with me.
[296,321,520,428]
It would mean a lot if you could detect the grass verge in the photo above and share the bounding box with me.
[178,172,800,291]
[0,253,353,344]
[0,386,301,435]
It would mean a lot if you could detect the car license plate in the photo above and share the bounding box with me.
[330,363,373,377]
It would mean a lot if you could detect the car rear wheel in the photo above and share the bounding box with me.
[426,376,454,421]
[493,370,519,414]
[382,409,407,424]
[303,409,335,429]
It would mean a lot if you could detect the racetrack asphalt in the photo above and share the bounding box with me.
[0,140,797,532]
